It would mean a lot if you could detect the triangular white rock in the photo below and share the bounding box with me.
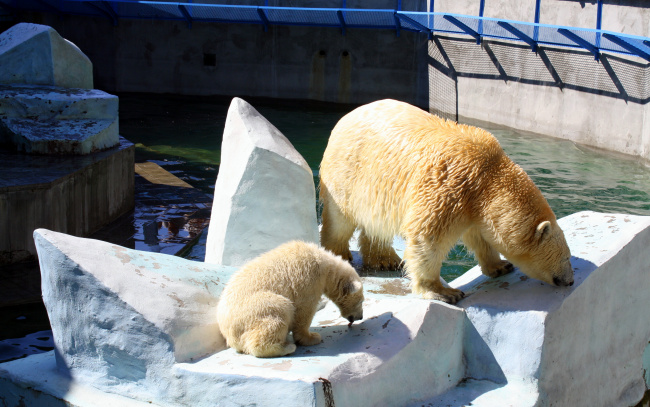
[34,229,236,395]
[205,98,319,266]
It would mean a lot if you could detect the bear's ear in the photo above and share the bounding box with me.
[535,221,552,240]
[343,279,363,296]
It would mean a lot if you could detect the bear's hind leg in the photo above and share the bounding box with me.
[241,293,297,358]
[404,236,465,304]
[320,186,356,261]
[462,227,513,278]
[246,330,297,358]
[359,229,402,270]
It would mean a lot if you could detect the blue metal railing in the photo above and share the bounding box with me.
[1,0,649,62]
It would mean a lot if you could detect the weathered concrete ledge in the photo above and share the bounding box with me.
[0,84,120,155]
[1,211,649,406]
[0,138,134,265]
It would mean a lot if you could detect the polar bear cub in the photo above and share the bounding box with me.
[217,240,364,358]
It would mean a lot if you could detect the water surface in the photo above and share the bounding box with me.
[118,93,650,280]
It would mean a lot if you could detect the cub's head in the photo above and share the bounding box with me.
[335,278,364,325]
[509,220,574,287]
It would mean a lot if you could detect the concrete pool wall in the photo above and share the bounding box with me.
[4,0,649,161]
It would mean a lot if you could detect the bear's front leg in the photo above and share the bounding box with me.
[462,227,514,278]
[320,185,356,261]
[404,236,465,304]
[359,229,403,270]
[291,307,322,346]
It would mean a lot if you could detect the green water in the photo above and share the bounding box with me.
[118,93,650,281]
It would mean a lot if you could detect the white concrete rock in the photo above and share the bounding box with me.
[0,23,93,89]
[33,229,237,402]
[426,211,650,406]
[2,211,650,407]
[205,97,319,266]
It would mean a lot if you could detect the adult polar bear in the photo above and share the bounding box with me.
[319,99,574,304]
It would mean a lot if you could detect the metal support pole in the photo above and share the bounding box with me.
[478,0,485,37]
[596,0,603,50]
[533,0,541,43]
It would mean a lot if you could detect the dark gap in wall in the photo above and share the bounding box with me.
[203,53,216,67]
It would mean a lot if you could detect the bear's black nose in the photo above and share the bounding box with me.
[553,277,574,286]
[347,316,355,323]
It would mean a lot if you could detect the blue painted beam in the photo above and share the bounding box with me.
[336,9,346,36]
[596,0,603,49]
[478,0,484,37]
[443,14,480,44]
[395,12,431,39]
[602,33,650,62]
[90,1,118,26]
[32,0,59,15]
[178,4,192,28]
[393,12,401,37]
[256,7,269,32]
[558,28,600,60]
[498,21,537,51]
[533,0,541,42]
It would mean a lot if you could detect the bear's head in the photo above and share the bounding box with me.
[335,279,364,325]
[508,219,574,287]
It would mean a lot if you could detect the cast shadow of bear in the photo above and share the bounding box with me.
[288,311,411,361]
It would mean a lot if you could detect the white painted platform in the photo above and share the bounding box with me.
[1,211,650,406]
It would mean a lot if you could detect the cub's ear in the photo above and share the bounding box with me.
[343,279,363,296]
[535,221,552,240]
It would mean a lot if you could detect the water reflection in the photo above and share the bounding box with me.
[118,94,650,279]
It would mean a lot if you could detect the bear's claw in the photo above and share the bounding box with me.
[362,251,403,271]
[421,286,465,304]
[482,260,515,278]
[295,332,322,346]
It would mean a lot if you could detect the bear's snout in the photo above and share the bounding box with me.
[553,276,574,287]
[347,312,363,324]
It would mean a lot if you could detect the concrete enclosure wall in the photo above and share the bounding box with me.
[0,140,134,264]
[5,0,649,161]
[16,12,430,107]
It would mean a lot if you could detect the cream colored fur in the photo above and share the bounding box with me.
[319,99,573,304]
[217,240,364,358]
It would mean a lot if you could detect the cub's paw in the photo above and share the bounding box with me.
[295,332,322,346]
[482,260,514,278]
[282,343,297,356]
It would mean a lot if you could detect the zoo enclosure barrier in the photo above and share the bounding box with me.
[0,0,649,62]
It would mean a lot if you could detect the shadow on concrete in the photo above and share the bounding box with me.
[291,312,411,361]
[428,35,650,111]
[454,256,597,315]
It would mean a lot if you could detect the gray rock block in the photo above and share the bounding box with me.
[0,23,93,89]
[0,84,119,154]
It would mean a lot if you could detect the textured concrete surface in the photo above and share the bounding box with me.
[0,138,134,265]
[205,98,319,267]
[0,84,120,155]
[1,211,649,406]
